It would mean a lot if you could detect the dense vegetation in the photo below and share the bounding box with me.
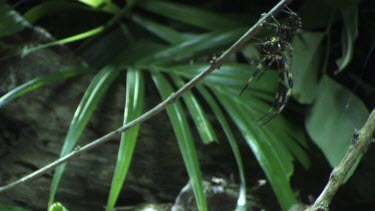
[0,0,374,210]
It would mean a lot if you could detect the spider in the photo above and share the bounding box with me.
[240,6,301,125]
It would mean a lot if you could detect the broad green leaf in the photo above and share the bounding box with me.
[137,28,246,65]
[138,0,241,31]
[212,86,296,210]
[291,32,324,104]
[131,14,186,44]
[0,2,28,38]
[335,5,358,72]
[171,75,217,143]
[306,75,368,168]
[22,26,105,57]
[152,72,207,211]
[0,66,90,107]
[106,69,145,211]
[48,66,120,206]
[196,85,247,210]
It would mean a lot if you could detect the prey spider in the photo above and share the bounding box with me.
[240,6,302,125]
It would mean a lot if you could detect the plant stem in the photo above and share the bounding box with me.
[0,0,293,193]
[305,108,375,211]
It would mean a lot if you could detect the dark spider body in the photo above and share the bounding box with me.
[240,6,301,125]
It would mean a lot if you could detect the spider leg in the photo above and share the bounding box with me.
[240,54,278,95]
[258,69,287,124]
[240,62,265,95]
[261,67,293,124]
[256,55,277,81]
[282,6,298,16]
[258,58,292,125]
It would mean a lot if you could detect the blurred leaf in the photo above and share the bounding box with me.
[152,72,207,211]
[23,26,105,56]
[138,0,241,31]
[306,75,368,168]
[335,5,358,72]
[106,69,145,211]
[48,66,120,206]
[171,75,218,143]
[48,202,69,211]
[196,85,247,210]
[138,28,247,65]
[126,0,137,7]
[131,14,186,44]
[81,27,139,68]
[23,1,89,23]
[0,66,90,108]
[0,2,28,38]
[0,204,28,211]
[212,86,297,210]
[291,32,324,104]
[77,0,119,13]
[114,39,166,66]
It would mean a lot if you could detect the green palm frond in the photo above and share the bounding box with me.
[152,72,207,211]
[48,66,120,206]
[106,68,145,211]
[4,0,370,210]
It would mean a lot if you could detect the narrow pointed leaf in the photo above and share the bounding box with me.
[171,74,217,143]
[212,86,296,210]
[138,0,241,30]
[106,69,145,211]
[138,29,246,65]
[48,66,120,206]
[131,14,186,44]
[156,63,277,93]
[152,72,207,211]
[0,66,90,107]
[23,26,105,56]
[196,85,247,210]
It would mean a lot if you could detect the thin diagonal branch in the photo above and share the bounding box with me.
[0,0,292,193]
[305,108,375,211]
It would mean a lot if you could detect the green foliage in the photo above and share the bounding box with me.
[0,66,90,107]
[0,0,372,210]
[0,204,28,211]
[106,69,145,211]
[48,66,120,206]
[48,202,69,211]
[306,75,368,167]
[152,72,207,211]
[0,1,27,37]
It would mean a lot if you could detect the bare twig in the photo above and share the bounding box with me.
[306,108,375,211]
[0,0,292,193]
